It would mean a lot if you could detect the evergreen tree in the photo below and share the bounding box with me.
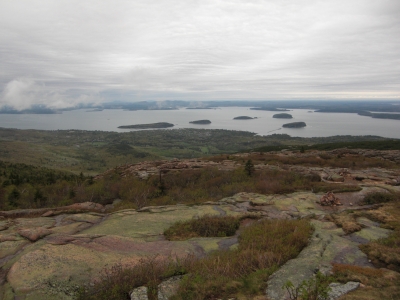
[244,159,255,176]
[8,188,20,207]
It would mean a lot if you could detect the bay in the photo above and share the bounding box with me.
[0,107,399,139]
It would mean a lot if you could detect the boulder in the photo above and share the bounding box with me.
[328,281,360,300]
[130,286,148,300]
[158,275,183,300]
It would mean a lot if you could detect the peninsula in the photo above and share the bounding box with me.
[358,111,400,120]
[282,122,306,128]
[189,120,212,124]
[118,122,174,129]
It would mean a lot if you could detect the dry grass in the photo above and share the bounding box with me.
[312,184,362,194]
[363,191,397,205]
[164,215,241,241]
[77,255,196,300]
[326,213,363,234]
[332,264,400,300]
[171,219,313,300]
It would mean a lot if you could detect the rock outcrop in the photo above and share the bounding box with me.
[328,281,360,300]
[0,202,105,219]
[1,151,400,300]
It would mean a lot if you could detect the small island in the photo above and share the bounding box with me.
[118,122,174,129]
[189,120,212,124]
[233,116,256,120]
[282,122,306,128]
[273,113,293,119]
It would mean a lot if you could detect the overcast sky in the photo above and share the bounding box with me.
[0,0,399,109]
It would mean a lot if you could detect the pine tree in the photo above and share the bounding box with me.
[244,159,255,176]
[8,188,20,207]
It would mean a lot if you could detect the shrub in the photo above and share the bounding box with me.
[164,215,241,241]
[363,191,397,205]
[244,159,255,176]
[331,263,400,299]
[76,255,195,300]
[283,272,332,300]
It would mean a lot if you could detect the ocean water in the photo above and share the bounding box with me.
[0,107,399,138]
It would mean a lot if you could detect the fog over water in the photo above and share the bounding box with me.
[1,107,399,139]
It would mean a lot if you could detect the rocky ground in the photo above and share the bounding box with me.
[1,152,400,299]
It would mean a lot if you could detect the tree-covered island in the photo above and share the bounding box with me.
[273,113,293,119]
[118,122,174,129]
[282,122,306,128]
[233,116,256,120]
[189,120,212,124]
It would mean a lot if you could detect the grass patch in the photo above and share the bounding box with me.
[325,212,363,234]
[312,184,362,194]
[363,191,397,205]
[164,215,240,241]
[332,264,400,299]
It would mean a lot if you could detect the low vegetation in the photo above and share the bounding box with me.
[164,215,241,241]
[253,139,400,152]
[326,212,363,234]
[3,154,391,210]
[77,218,313,300]
[220,151,399,169]
[76,255,194,300]
[0,161,328,210]
[173,219,312,300]
[283,272,333,300]
[363,191,397,205]
[332,264,400,299]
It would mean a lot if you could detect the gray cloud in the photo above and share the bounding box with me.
[0,0,399,109]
